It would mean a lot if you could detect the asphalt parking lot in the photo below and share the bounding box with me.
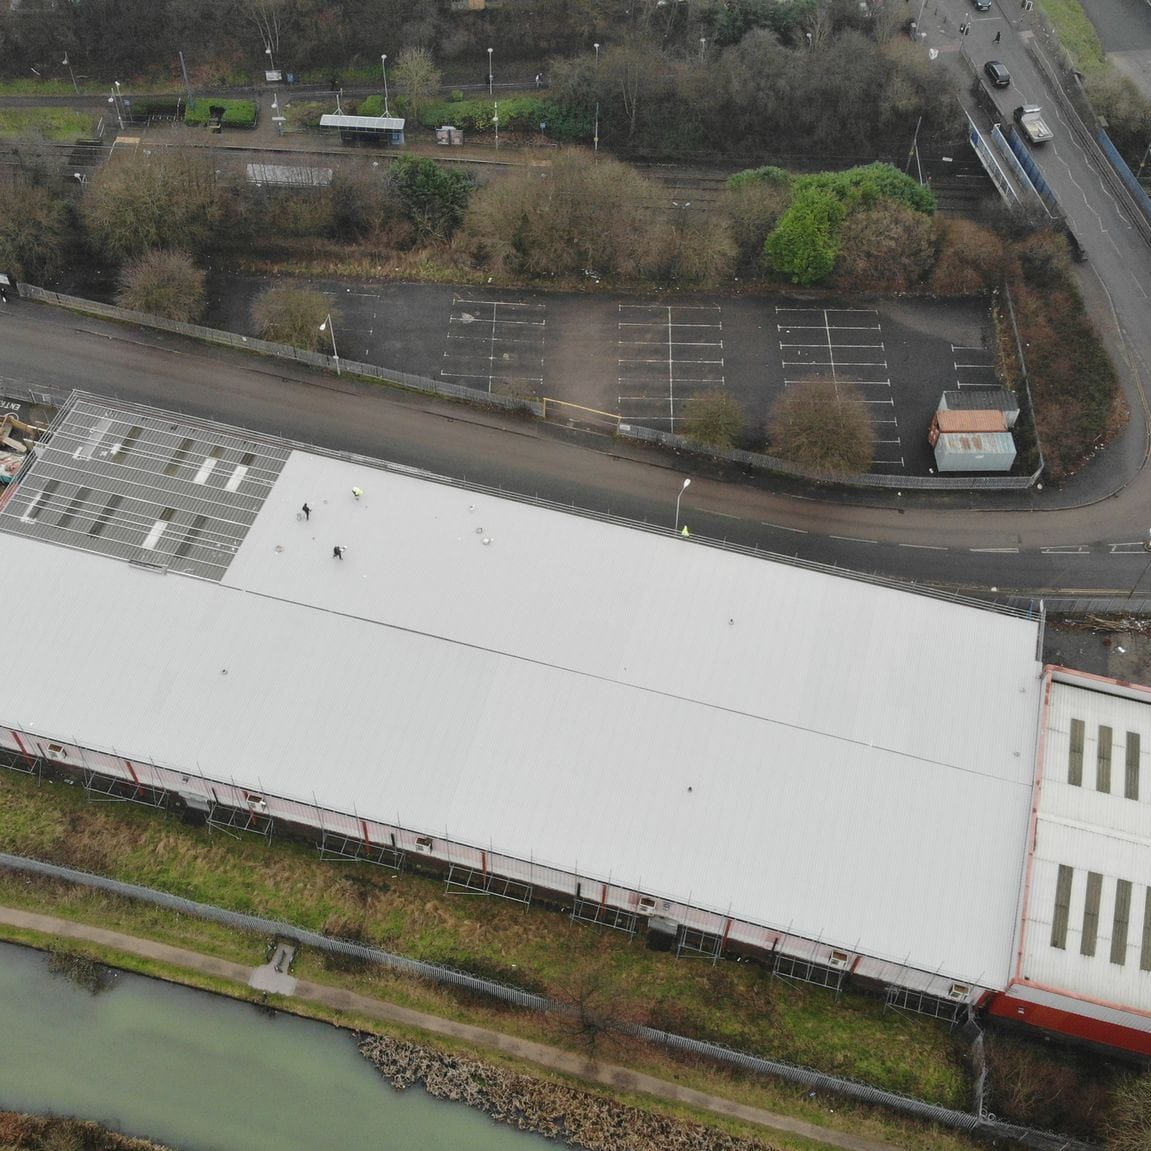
[206,278,998,477]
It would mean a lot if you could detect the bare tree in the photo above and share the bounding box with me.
[246,0,283,58]
[81,150,223,263]
[768,379,875,475]
[393,47,442,123]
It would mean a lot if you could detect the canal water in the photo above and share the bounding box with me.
[0,942,550,1151]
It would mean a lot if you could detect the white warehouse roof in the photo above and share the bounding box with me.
[0,396,1045,989]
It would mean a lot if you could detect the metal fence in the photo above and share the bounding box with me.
[15,284,1043,491]
[618,422,1043,491]
[0,851,1091,1149]
[13,285,544,420]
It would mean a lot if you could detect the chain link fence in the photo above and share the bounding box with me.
[0,851,1091,1149]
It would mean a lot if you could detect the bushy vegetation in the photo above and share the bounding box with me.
[754,163,935,286]
[251,287,333,350]
[184,98,257,128]
[81,150,224,262]
[0,172,70,282]
[116,250,206,321]
[768,380,876,475]
[419,97,593,142]
[681,390,746,448]
[1006,229,1119,479]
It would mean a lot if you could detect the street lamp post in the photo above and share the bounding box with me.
[699,37,707,61]
[493,101,499,150]
[487,47,493,95]
[593,102,599,154]
[381,54,389,116]
[594,42,600,66]
[108,83,124,131]
[73,172,86,189]
[62,53,78,94]
[319,314,340,376]
[674,477,691,532]
[264,45,275,75]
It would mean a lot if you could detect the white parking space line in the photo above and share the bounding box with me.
[950,343,999,389]
[617,303,725,428]
[776,305,903,471]
[1111,542,1150,554]
[442,297,546,393]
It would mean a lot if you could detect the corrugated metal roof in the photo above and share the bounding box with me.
[319,114,405,130]
[941,389,1019,412]
[246,164,333,187]
[0,397,1045,987]
[935,410,1008,434]
[1021,676,1151,1014]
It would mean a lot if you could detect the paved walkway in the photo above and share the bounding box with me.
[0,905,901,1151]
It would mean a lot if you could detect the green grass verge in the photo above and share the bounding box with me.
[0,771,968,1109]
[0,108,94,141]
[184,97,257,128]
[1037,0,1107,72]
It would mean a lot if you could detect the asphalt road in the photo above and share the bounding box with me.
[9,300,1151,600]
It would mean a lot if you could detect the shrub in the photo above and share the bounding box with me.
[681,390,745,448]
[833,199,937,291]
[251,287,333,350]
[184,98,257,128]
[928,218,1005,294]
[764,189,845,284]
[390,155,473,243]
[419,97,593,141]
[768,380,875,474]
[116,249,206,320]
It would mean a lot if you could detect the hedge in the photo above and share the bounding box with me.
[184,98,258,128]
[418,97,593,141]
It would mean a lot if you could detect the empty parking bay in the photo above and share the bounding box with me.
[442,297,547,395]
[618,303,725,428]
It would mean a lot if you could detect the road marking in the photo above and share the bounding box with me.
[829,534,878,544]
[761,521,808,534]
[898,542,949,551]
[1111,542,1150,553]
[1040,546,1090,555]
[970,546,1020,553]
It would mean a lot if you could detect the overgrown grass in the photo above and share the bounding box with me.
[0,771,967,1111]
[0,108,94,141]
[1037,0,1107,73]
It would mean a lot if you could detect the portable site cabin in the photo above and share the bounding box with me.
[930,408,1016,474]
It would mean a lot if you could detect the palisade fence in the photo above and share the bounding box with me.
[15,283,1044,492]
[0,852,1089,1150]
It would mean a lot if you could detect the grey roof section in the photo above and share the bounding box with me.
[0,396,290,580]
[941,388,1020,412]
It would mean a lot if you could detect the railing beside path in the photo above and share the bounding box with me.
[0,852,1090,1150]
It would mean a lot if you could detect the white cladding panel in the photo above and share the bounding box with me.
[1021,679,1151,1014]
[0,439,1044,988]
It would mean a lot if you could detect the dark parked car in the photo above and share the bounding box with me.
[974,0,992,10]
[984,60,1011,87]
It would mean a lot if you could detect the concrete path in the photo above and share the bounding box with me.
[0,905,902,1151]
